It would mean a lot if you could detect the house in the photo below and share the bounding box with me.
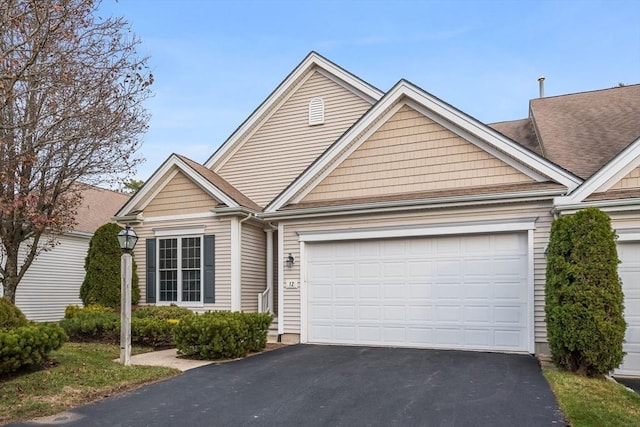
[9,185,130,321]
[115,52,640,376]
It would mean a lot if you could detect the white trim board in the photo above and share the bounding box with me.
[555,136,640,206]
[266,80,580,213]
[116,154,240,218]
[204,52,383,171]
[297,218,537,243]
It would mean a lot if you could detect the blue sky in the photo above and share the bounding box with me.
[97,0,640,181]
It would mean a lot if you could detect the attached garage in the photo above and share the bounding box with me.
[616,242,640,377]
[303,232,532,353]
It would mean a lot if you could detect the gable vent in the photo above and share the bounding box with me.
[308,97,325,126]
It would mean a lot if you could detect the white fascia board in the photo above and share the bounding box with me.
[397,84,581,190]
[554,197,640,215]
[262,188,564,221]
[204,53,383,170]
[154,226,205,237]
[266,81,579,213]
[144,212,216,223]
[555,136,640,206]
[117,155,241,217]
[297,217,537,242]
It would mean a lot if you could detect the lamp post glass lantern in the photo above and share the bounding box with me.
[118,225,138,365]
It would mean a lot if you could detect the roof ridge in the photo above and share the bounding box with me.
[531,83,640,102]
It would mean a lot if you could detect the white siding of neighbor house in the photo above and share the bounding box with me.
[609,166,640,190]
[302,105,534,203]
[278,202,553,348]
[214,69,373,207]
[241,223,267,312]
[13,234,88,322]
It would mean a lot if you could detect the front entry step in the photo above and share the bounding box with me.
[267,316,279,343]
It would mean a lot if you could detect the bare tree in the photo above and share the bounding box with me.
[0,0,153,303]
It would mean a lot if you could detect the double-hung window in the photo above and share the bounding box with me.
[146,230,214,305]
[158,236,202,304]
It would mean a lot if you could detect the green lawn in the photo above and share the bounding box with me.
[544,369,640,427]
[0,342,179,425]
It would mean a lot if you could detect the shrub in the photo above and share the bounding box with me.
[173,311,272,359]
[131,317,176,347]
[0,323,67,374]
[133,305,193,320]
[59,311,120,342]
[80,223,140,308]
[64,304,114,319]
[545,207,626,376]
[0,298,28,330]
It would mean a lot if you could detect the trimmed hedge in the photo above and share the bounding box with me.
[174,311,273,359]
[0,297,28,330]
[60,307,188,347]
[0,323,67,374]
[545,207,626,376]
[133,305,193,320]
[64,304,114,319]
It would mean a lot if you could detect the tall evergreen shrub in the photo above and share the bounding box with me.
[80,223,140,307]
[545,207,626,376]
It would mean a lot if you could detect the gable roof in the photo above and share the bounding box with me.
[489,118,542,156]
[530,84,640,179]
[265,79,582,213]
[115,154,259,219]
[75,185,130,234]
[204,51,383,171]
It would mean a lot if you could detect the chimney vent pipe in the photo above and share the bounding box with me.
[538,76,545,98]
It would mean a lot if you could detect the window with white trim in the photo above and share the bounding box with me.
[158,236,202,303]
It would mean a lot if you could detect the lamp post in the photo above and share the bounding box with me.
[117,225,138,366]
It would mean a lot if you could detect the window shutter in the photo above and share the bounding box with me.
[145,238,156,303]
[308,97,324,125]
[203,234,215,303]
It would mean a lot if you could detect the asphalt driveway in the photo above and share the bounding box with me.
[14,345,565,427]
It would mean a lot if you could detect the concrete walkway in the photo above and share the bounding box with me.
[128,349,214,371]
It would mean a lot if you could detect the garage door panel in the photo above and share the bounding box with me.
[307,234,529,352]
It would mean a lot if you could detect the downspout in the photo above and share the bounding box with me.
[232,212,253,311]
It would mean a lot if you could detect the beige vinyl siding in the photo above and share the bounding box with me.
[279,202,553,346]
[144,171,218,217]
[134,216,232,311]
[609,166,640,190]
[215,69,372,207]
[303,105,535,203]
[241,223,267,312]
[14,234,87,321]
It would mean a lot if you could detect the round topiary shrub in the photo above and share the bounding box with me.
[0,297,28,330]
[545,207,626,376]
[80,223,140,307]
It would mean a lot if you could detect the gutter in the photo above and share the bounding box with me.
[553,197,640,215]
[261,188,567,221]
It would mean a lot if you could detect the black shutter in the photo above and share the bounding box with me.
[203,234,215,303]
[146,238,156,303]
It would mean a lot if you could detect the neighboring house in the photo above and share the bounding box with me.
[9,185,130,321]
[115,52,640,376]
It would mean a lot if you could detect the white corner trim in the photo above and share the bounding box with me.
[267,80,580,213]
[277,222,285,335]
[297,218,537,243]
[527,229,535,354]
[153,226,205,237]
[555,136,640,206]
[265,229,274,313]
[299,240,307,343]
[230,217,241,311]
[204,52,383,171]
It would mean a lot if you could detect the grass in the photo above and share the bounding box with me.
[0,342,179,425]
[544,368,640,427]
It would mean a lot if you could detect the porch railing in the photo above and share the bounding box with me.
[258,287,271,313]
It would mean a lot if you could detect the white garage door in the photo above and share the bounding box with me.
[616,242,640,376]
[306,233,530,352]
